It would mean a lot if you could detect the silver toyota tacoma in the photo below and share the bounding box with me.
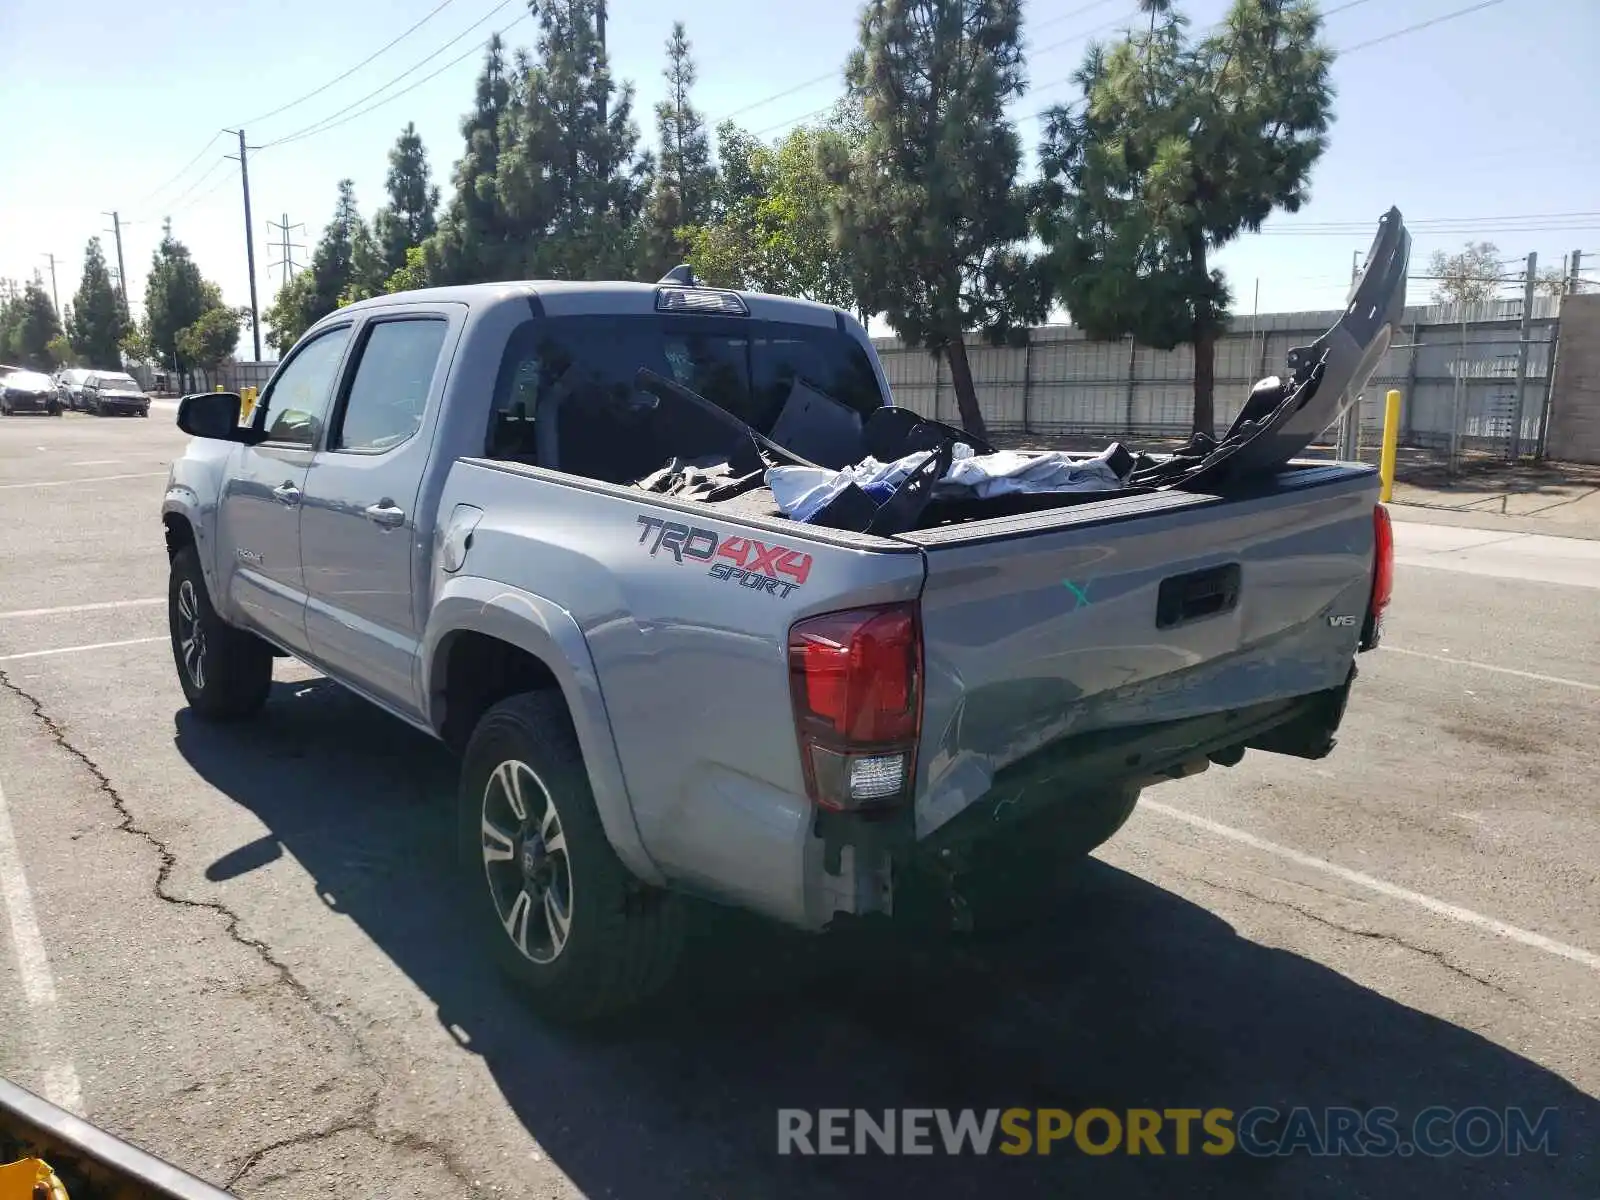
[161,213,1408,1021]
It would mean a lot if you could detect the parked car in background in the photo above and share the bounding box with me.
[83,371,151,417]
[55,367,95,410]
[0,369,64,415]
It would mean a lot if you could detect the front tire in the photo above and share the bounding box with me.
[458,692,684,1022]
[168,546,273,721]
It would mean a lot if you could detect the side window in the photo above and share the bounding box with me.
[333,319,448,452]
[261,326,353,447]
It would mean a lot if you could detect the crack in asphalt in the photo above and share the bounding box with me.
[1181,870,1519,999]
[0,666,480,1194]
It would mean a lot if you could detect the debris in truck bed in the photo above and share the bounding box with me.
[767,441,1134,524]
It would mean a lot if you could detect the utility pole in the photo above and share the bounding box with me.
[1510,250,1537,460]
[102,211,128,307]
[1570,249,1584,295]
[266,213,306,288]
[41,253,61,317]
[224,129,263,360]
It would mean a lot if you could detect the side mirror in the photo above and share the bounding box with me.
[177,392,265,444]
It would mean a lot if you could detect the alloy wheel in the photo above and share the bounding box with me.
[480,759,573,965]
[176,578,207,690]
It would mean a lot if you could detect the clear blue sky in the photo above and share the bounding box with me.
[1,0,1595,356]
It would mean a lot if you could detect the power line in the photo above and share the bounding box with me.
[129,132,224,211]
[1031,0,1118,37]
[1029,8,1137,57]
[236,0,463,127]
[259,0,520,149]
[135,158,231,222]
[1339,0,1506,54]
[262,14,530,151]
[1021,0,1517,122]
[719,71,837,121]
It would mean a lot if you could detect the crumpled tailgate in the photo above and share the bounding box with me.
[907,463,1380,839]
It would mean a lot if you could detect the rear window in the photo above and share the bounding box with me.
[96,375,140,390]
[486,314,884,484]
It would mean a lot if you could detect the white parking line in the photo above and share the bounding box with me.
[0,598,164,621]
[0,637,165,664]
[70,459,123,467]
[0,472,166,491]
[1382,645,1599,693]
[0,775,85,1113]
[1142,798,1600,972]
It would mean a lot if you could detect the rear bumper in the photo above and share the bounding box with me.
[702,669,1356,933]
[808,669,1356,906]
[97,400,149,415]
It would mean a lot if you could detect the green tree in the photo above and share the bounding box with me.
[176,306,243,374]
[262,272,317,354]
[341,222,391,305]
[1034,0,1334,437]
[68,237,129,368]
[144,221,215,379]
[2,280,66,369]
[495,0,652,280]
[827,0,1040,439]
[119,325,151,366]
[47,334,75,368]
[374,122,440,276]
[641,22,717,278]
[384,245,432,294]
[685,108,864,311]
[1426,241,1503,306]
[425,35,515,284]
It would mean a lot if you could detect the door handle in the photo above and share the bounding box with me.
[271,481,301,505]
[364,500,406,529]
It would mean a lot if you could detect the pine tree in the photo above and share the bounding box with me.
[641,22,716,278]
[496,0,652,280]
[309,180,366,316]
[68,237,129,368]
[828,0,1041,440]
[374,122,441,276]
[6,279,64,370]
[425,35,514,284]
[1034,0,1333,436]
[144,221,214,377]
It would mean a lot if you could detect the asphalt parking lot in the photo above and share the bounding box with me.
[0,406,1596,1198]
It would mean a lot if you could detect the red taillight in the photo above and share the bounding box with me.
[1363,504,1394,650]
[788,603,922,811]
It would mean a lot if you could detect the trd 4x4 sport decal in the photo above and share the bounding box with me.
[635,515,813,598]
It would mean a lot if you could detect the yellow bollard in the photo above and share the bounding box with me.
[1378,389,1402,503]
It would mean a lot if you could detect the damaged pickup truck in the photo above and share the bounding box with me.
[161,210,1409,1021]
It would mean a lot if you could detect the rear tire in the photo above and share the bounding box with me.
[458,692,684,1022]
[168,546,273,721]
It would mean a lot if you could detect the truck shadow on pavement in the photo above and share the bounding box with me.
[176,678,1599,1200]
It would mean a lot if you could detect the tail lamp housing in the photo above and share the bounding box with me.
[787,603,923,811]
[1360,503,1394,651]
